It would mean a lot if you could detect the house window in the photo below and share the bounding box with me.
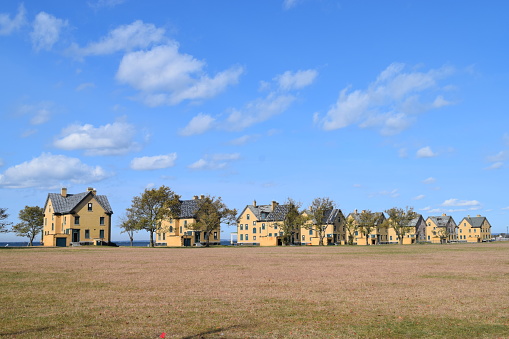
[214,232,218,240]
[158,233,161,240]
[240,224,243,230]
[245,225,249,231]
[163,233,166,240]
[253,221,256,225]
[51,223,54,231]
[274,225,277,230]
[85,229,90,239]
[302,235,305,241]
[184,220,188,227]
[262,223,265,230]
[245,234,249,241]
[309,230,313,235]
[100,230,104,239]
[88,203,93,211]
[390,236,393,241]
[169,226,173,232]
[180,226,182,233]
[253,236,256,241]
[247,214,250,220]
[63,217,66,225]
[253,228,257,234]
[269,233,272,237]
[240,234,243,241]
[74,216,80,225]
[100,217,105,225]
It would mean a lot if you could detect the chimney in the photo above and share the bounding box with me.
[442,213,447,216]
[87,187,96,195]
[477,214,481,217]
[61,187,67,197]
[253,200,257,207]
[354,209,358,214]
[271,201,278,211]
[200,195,205,200]
[193,196,198,200]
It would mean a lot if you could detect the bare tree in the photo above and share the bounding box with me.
[187,195,237,247]
[12,206,44,246]
[305,197,335,246]
[118,211,139,246]
[344,216,358,245]
[384,207,417,245]
[126,186,180,247]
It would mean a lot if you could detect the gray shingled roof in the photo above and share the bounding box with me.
[429,215,456,228]
[304,208,343,224]
[463,216,487,228]
[177,199,199,218]
[47,192,113,214]
[347,211,385,225]
[266,204,290,221]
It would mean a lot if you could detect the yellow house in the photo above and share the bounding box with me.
[347,210,386,245]
[457,215,492,243]
[157,195,221,247]
[236,200,299,246]
[425,214,457,243]
[382,214,426,245]
[301,209,346,245]
[42,187,113,247]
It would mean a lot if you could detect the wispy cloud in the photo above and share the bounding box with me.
[179,113,216,136]
[17,101,55,125]
[274,69,318,91]
[0,3,26,35]
[422,177,436,184]
[369,189,399,198]
[31,12,68,51]
[413,194,425,200]
[53,120,141,156]
[442,198,481,207]
[130,153,177,170]
[69,20,165,58]
[315,63,454,135]
[0,153,111,188]
[416,146,437,158]
[188,153,240,170]
[76,83,95,91]
[283,0,300,10]
[88,0,126,9]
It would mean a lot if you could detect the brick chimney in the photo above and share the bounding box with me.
[61,187,67,197]
[87,187,96,195]
[442,213,447,216]
[271,201,278,211]
[200,195,205,200]
[253,200,257,207]
[193,196,198,200]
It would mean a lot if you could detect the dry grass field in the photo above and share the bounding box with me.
[1,243,509,338]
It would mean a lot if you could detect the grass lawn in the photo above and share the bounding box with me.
[1,242,509,338]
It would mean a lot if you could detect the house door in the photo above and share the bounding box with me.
[194,231,201,244]
[183,238,191,247]
[72,229,80,242]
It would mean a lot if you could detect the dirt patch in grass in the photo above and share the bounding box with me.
[1,243,509,338]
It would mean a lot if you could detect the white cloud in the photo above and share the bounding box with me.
[225,93,295,131]
[283,0,300,10]
[485,162,503,170]
[76,83,95,91]
[228,134,260,145]
[487,151,508,163]
[0,153,111,189]
[17,101,54,125]
[502,206,509,210]
[275,69,318,91]
[0,3,26,35]
[70,20,165,58]
[369,189,399,198]
[116,44,243,106]
[316,63,454,135]
[413,194,425,200]
[31,12,68,51]
[179,113,215,136]
[130,153,177,171]
[422,177,436,184]
[442,199,481,207]
[88,0,126,9]
[188,153,240,170]
[416,146,437,158]
[53,120,141,156]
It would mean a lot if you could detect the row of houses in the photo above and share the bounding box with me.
[41,188,492,247]
[235,200,492,246]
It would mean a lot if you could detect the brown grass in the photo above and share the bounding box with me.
[1,243,509,338]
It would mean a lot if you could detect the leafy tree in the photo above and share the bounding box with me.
[12,206,44,246]
[118,211,139,246]
[344,216,358,245]
[384,207,417,245]
[276,198,307,246]
[187,195,237,247]
[0,208,11,233]
[126,186,180,247]
[358,210,377,245]
[305,197,335,246]
[435,227,450,244]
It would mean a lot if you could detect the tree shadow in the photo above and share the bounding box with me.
[181,324,249,339]
[0,326,57,337]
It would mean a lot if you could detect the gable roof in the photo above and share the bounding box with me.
[347,211,385,225]
[47,191,113,214]
[177,199,199,219]
[428,215,456,228]
[461,216,488,228]
[406,214,425,227]
[236,203,283,222]
[304,208,344,224]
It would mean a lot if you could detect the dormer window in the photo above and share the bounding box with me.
[88,203,93,211]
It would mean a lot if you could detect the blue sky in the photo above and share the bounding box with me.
[1,0,508,242]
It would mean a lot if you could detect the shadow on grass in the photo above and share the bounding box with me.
[181,324,248,339]
[0,326,57,337]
